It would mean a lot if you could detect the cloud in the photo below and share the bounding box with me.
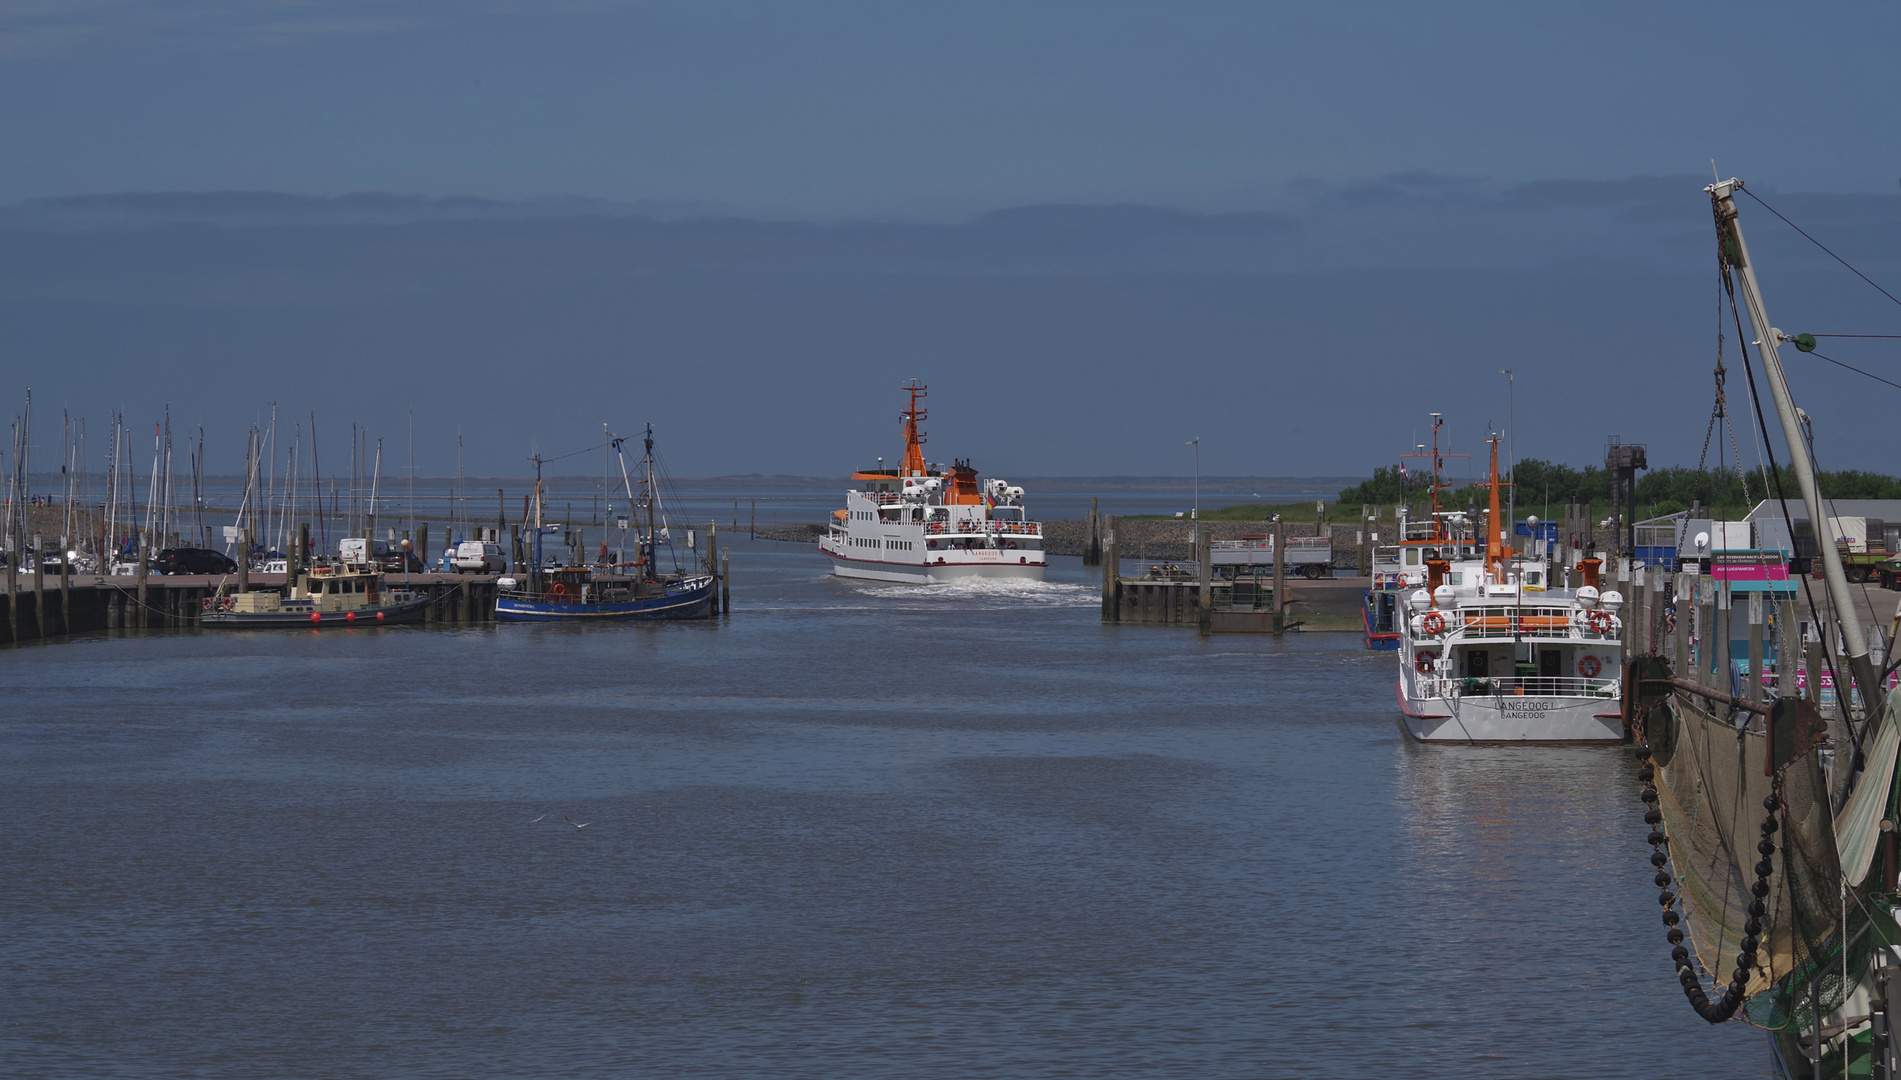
[0,1,529,60]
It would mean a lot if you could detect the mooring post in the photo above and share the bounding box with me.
[1196,527,1212,636]
[58,546,70,635]
[720,548,730,615]
[1747,590,1764,706]
[1272,518,1286,635]
[33,533,46,640]
[707,522,719,578]
[1100,515,1118,622]
[1359,503,1371,577]
[1083,498,1101,568]
[239,528,251,592]
[293,522,308,583]
[3,533,16,643]
[136,531,150,630]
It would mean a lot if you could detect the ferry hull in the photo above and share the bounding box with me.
[496,577,715,621]
[1395,681,1624,742]
[822,548,1045,584]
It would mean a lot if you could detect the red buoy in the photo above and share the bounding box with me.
[310,612,322,624]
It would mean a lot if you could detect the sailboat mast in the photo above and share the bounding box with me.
[1709,178,1884,717]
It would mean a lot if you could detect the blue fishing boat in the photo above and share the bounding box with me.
[495,425,719,623]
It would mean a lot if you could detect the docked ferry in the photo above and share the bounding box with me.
[819,382,1045,584]
[1394,433,1625,742]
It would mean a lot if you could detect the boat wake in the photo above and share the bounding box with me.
[848,577,1097,608]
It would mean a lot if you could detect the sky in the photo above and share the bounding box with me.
[2,1,1899,481]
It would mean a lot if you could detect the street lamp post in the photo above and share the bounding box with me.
[1187,438,1200,525]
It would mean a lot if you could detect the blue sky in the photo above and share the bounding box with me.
[2,2,1899,480]
[4,1,1897,216]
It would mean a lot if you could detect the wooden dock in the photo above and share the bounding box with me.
[0,572,501,645]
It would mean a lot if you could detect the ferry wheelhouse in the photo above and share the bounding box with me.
[1393,433,1625,742]
[819,382,1045,584]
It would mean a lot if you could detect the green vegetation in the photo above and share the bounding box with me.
[1122,461,1901,527]
[1336,460,1901,524]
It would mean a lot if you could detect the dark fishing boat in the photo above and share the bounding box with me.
[495,425,715,622]
[1628,178,1901,1077]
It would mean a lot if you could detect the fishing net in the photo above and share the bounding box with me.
[1650,693,1853,1028]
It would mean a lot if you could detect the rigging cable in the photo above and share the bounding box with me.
[1740,187,1901,311]
[1720,259,1866,777]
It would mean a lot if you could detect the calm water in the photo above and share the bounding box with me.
[3,540,1767,1078]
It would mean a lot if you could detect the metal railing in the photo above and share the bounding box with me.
[1416,674,1620,698]
[1413,607,1620,642]
[923,520,1041,537]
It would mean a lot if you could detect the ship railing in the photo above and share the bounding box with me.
[923,519,1042,537]
[858,492,905,505]
[1418,674,1620,698]
[1211,536,1330,552]
[1413,607,1620,642]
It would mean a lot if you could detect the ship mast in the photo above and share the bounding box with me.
[1399,413,1466,543]
[1483,435,1506,580]
[900,381,928,477]
[644,423,657,580]
[1708,178,1884,719]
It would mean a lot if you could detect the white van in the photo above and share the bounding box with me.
[453,540,506,574]
[338,538,391,564]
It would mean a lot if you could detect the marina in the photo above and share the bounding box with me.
[0,537,1769,1078]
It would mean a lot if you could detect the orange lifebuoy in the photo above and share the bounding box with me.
[1414,651,1437,674]
[1578,655,1603,678]
[1588,610,1612,634]
[1421,611,1447,635]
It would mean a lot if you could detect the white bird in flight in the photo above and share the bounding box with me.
[565,816,591,830]
[528,814,548,823]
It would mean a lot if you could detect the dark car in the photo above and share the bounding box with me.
[377,549,426,574]
[152,547,239,576]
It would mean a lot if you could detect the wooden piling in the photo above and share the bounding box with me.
[720,549,730,614]
[1272,518,1286,635]
[58,552,70,635]
[1747,590,1764,706]
[294,523,308,582]
[1100,516,1118,622]
[1196,528,1212,636]
[1083,499,1102,568]
[33,534,46,639]
[136,532,150,630]
[238,528,251,592]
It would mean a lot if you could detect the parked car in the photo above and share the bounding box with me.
[452,540,506,574]
[377,549,426,574]
[152,547,239,576]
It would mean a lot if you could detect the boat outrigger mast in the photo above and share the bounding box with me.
[1709,178,1885,722]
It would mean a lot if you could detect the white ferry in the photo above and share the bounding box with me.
[819,382,1045,584]
[1395,434,1625,742]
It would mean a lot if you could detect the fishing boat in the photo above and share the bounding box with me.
[1626,178,1901,1077]
[1394,432,1626,742]
[200,563,429,627]
[495,425,715,621]
[818,381,1045,583]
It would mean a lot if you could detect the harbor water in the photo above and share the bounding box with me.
[2,540,1768,1078]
